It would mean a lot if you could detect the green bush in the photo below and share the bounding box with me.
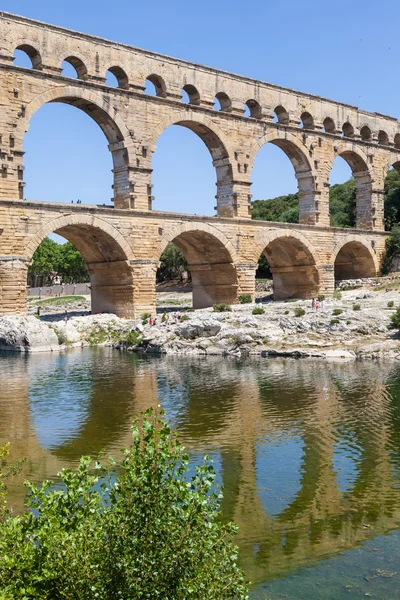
[388,300,395,308]
[252,307,265,315]
[330,318,340,325]
[125,330,143,346]
[346,320,351,325]
[213,303,232,312]
[333,290,342,301]
[318,294,325,301]
[294,307,306,317]
[180,314,189,322]
[238,294,252,304]
[284,309,289,315]
[332,308,343,316]
[391,306,400,328]
[0,411,248,599]
[353,303,361,311]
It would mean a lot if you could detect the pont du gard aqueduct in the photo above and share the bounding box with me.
[0,12,399,318]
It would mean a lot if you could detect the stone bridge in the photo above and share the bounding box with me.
[0,12,397,317]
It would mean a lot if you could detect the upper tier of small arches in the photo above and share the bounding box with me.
[12,43,400,149]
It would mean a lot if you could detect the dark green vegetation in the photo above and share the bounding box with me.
[294,307,306,317]
[213,303,232,312]
[0,411,248,600]
[28,238,89,287]
[252,307,265,315]
[36,295,86,307]
[157,243,188,282]
[252,170,400,230]
[391,306,400,329]
[238,294,252,304]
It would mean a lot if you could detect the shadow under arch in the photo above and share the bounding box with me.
[26,214,135,318]
[254,232,320,300]
[332,238,377,280]
[25,86,132,207]
[330,144,373,229]
[160,224,238,308]
[151,113,234,217]
[250,131,316,225]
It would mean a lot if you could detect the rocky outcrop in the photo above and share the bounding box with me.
[0,316,59,352]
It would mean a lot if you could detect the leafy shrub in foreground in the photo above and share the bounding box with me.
[294,307,306,317]
[391,306,400,329]
[238,294,252,304]
[353,303,361,311]
[213,303,232,312]
[0,411,249,600]
[333,290,342,300]
[332,308,343,316]
[252,307,265,315]
[388,300,395,308]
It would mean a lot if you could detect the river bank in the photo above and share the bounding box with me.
[3,277,400,359]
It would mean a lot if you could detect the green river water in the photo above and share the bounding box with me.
[1,348,400,599]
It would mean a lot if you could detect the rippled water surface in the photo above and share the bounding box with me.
[1,348,400,599]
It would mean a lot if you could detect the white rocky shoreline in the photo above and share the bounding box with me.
[2,279,400,360]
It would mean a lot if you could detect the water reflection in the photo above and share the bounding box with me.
[1,350,400,594]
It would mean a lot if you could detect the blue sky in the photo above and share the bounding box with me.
[6,0,400,218]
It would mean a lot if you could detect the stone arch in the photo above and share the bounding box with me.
[252,230,321,300]
[151,112,235,217]
[394,134,400,150]
[342,122,355,137]
[250,130,316,225]
[300,111,314,129]
[14,42,43,70]
[332,237,378,280]
[274,105,289,124]
[323,117,336,133]
[160,223,238,308]
[330,143,373,229]
[146,74,167,98]
[245,99,262,119]
[360,125,372,141]
[215,92,232,112]
[26,213,135,318]
[106,65,129,89]
[182,84,200,106]
[25,86,132,207]
[62,55,88,79]
[378,130,389,146]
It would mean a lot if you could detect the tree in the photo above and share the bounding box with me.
[57,242,89,284]
[384,169,400,230]
[252,193,299,223]
[27,237,60,287]
[0,410,249,600]
[158,243,189,282]
[329,179,356,228]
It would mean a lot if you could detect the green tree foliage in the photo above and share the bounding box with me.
[56,242,89,284]
[329,179,356,227]
[252,193,299,223]
[157,243,189,282]
[381,224,400,274]
[28,239,88,287]
[0,411,248,600]
[384,169,400,230]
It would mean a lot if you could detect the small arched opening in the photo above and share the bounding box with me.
[334,241,376,281]
[145,74,167,97]
[13,44,43,70]
[394,134,400,150]
[360,126,372,141]
[61,56,88,79]
[214,92,232,112]
[342,122,355,138]
[300,112,314,130]
[105,66,129,89]
[158,229,237,309]
[274,106,290,125]
[182,84,200,106]
[323,117,336,133]
[378,130,390,146]
[245,99,262,119]
[258,236,319,300]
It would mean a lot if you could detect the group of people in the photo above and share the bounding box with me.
[148,312,183,327]
[311,297,325,312]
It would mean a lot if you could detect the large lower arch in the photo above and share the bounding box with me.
[25,86,133,208]
[330,144,373,230]
[151,112,235,218]
[333,238,378,281]
[27,215,135,318]
[160,224,238,308]
[254,232,320,300]
[250,131,316,225]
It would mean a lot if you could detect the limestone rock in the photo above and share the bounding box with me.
[0,316,59,352]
